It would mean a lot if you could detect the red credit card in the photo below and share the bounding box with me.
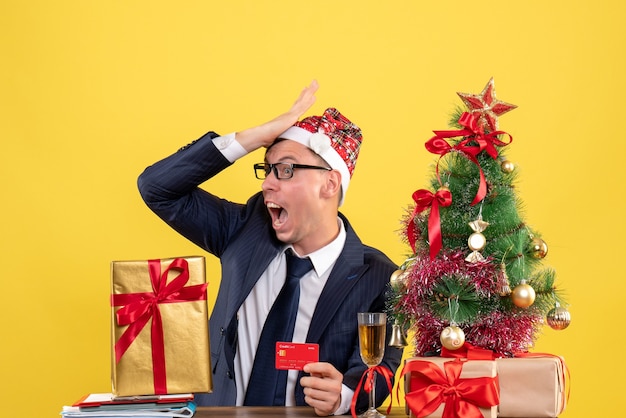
[275,342,319,370]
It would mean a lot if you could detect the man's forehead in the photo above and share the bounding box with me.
[266,139,316,159]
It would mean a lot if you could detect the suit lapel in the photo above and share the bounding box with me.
[306,218,367,342]
[225,215,282,322]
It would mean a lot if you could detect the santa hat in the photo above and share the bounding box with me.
[278,108,362,206]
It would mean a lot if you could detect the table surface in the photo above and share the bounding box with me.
[194,406,407,417]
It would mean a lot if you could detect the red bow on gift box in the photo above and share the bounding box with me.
[400,359,499,418]
[111,258,208,394]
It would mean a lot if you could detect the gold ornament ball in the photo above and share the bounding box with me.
[501,160,515,173]
[390,269,407,292]
[440,325,465,350]
[511,283,536,308]
[546,306,571,330]
[529,237,549,259]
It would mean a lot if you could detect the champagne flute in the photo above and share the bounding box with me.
[357,312,387,418]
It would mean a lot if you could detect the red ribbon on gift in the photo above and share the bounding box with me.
[407,188,452,260]
[350,365,394,418]
[111,258,208,394]
[441,342,498,360]
[425,112,512,206]
[399,359,499,418]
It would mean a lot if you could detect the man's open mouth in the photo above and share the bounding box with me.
[267,202,288,227]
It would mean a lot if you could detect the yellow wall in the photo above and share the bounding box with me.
[1,1,624,416]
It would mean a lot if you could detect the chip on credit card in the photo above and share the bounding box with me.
[275,342,319,370]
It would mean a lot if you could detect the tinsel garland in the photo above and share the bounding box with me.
[392,249,544,357]
[409,308,542,357]
[401,250,501,298]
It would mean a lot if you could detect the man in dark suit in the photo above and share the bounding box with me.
[137,81,403,415]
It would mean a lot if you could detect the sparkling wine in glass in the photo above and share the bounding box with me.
[357,312,387,418]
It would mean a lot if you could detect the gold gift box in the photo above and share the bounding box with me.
[404,357,498,418]
[496,356,567,417]
[110,256,212,396]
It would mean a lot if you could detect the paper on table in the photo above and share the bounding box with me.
[60,401,196,417]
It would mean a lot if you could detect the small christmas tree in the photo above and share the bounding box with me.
[388,78,571,357]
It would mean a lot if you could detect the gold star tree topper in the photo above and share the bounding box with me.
[457,77,517,132]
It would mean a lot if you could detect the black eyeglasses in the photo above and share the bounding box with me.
[254,162,331,180]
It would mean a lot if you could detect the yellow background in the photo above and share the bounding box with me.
[1,1,624,416]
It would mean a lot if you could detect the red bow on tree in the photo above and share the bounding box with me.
[425,112,512,206]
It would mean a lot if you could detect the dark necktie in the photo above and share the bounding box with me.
[243,250,313,406]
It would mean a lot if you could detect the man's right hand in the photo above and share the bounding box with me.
[236,80,319,152]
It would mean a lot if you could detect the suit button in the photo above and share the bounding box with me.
[177,139,199,152]
[220,326,225,335]
[226,371,233,379]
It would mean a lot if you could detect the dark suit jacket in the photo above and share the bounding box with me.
[137,131,403,412]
